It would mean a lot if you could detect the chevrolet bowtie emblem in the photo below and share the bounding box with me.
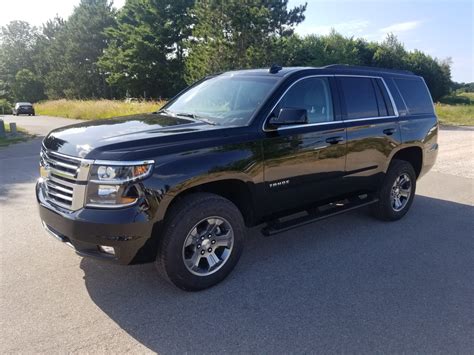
[40,164,51,179]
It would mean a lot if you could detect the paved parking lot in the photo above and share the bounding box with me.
[1,116,473,353]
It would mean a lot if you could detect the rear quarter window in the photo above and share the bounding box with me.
[393,77,434,115]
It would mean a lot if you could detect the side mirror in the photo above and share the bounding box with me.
[269,108,308,126]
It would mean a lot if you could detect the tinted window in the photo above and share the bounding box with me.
[339,77,379,119]
[393,78,434,114]
[276,77,334,123]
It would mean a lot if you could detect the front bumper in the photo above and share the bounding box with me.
[36,181,155,264]
[16,108,34,114]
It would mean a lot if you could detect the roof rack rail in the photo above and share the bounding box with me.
[323,64,414,75]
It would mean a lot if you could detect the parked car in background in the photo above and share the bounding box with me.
[37,65,438,291]
[13,102,35,116]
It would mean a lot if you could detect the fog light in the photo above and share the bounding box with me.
[98,245,115,255]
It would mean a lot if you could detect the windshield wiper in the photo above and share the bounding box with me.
[174,112,217,125]
[156,108,173,115]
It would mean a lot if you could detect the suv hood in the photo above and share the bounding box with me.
[42,112,222,158]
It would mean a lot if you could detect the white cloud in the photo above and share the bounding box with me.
[380,21,421,34]
[296,20,370,37]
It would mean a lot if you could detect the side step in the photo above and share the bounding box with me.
[261,194,378,236]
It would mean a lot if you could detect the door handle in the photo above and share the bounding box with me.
[383,128,396,136]
[325,136,344,144]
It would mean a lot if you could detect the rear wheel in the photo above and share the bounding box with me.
[370,159,416,221]
[155,193,245,291]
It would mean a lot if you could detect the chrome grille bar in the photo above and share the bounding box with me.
[40,147,92,211]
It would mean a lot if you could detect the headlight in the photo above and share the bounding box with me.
[85,160,154,208]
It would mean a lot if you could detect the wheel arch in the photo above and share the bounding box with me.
[388,145,423,178]
[168,179,257,226]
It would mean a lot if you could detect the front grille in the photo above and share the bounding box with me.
[40,148,89,210]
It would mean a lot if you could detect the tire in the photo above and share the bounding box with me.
[155,192,245,291]
[370,159,417,221]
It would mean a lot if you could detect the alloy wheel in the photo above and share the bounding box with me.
[182,216,234,276]
[390,173,412,212]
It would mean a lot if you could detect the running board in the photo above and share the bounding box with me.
[261,194,378,236]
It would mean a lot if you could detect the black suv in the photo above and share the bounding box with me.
[13,102,35,116]
[37,65,438,291]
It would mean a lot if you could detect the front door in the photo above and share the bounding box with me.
[262,76,347,214]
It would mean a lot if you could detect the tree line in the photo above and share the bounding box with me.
[0,0,456,107]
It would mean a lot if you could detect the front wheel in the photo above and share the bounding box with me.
[155,193,245,291]
[370,159,416,221]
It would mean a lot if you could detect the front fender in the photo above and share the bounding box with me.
[143,142,264,223]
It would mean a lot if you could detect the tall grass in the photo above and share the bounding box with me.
[35,99,166,120]
[436,92,474,126]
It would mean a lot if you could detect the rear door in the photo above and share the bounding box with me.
[336,75,401,192]
[262,76,347,213]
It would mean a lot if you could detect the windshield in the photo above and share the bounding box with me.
[164,75,278,126]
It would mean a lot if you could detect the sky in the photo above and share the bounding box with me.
[0,0,472,82]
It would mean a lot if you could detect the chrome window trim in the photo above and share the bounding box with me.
[262,74,401,132]
[343,115,399,124]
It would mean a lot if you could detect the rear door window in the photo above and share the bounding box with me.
[393,78,434,114]
[338,77,379,119]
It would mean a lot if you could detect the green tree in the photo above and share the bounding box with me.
[99,0,194,98]
[42,0,116,98]
[0,21,41,101]
[284,31,375,67]
[34,17,67,98]
[184,0,307,84]
[372,33,407,69]
[11,69,45,102]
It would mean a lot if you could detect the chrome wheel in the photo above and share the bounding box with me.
[391,173,412,212]
[182,216,234,276]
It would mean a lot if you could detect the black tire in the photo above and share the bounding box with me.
[370,159,417,221]
[155,192,245,291]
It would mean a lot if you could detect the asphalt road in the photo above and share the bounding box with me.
[1,115,473,353]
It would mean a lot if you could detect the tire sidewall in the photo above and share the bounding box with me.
[380,161,417,220]
[160,197,245,291]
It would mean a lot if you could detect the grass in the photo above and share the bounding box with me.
[35,99,166,120]
[0,122,31,147]
[435,92,474,126]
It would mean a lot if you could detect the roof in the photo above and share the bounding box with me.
[222,64,415,78]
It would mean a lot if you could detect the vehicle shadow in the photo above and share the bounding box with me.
[80,195,474,353]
